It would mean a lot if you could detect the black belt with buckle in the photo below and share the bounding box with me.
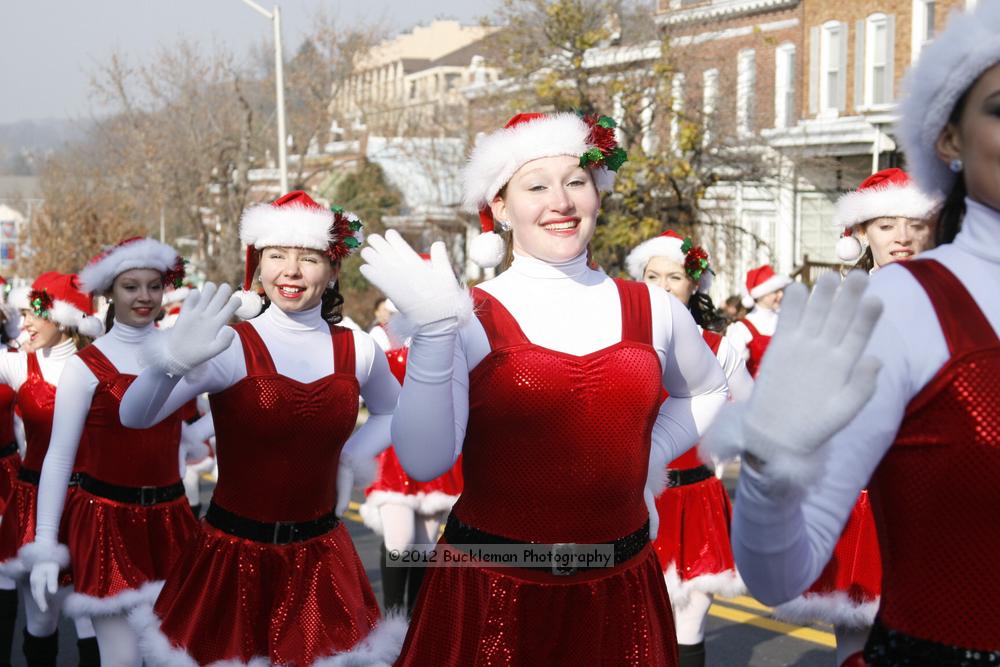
[78,474,184,506]
[864,616,1000,666]
[443,514,650,576]
[666,465,715,488]
[0,442,18,458]
[17,467,40,485]
[205,502,340,545]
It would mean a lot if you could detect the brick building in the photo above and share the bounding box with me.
[655,0,976,298]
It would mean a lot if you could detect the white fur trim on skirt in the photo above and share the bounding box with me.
[359,491,458,535]
[63,580,165,618]
[131,603,408,667]
[771,590,879,629]
[663,563,745,612]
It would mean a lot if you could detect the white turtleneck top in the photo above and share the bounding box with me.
[0,337,77,390]
[733,197,1000,606]
[391,251,729,481]
[725,306,779,362]
[116,302,398,482]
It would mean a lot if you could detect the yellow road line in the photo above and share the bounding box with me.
[720,595,773,613]
[709,603,835,647]
[343,511,363,523]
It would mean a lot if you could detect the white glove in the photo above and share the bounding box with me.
[22,540,70,614]
[1,304,20,340]
[143,283,240,377]
[703,271,883,486]
[359,231,472,331]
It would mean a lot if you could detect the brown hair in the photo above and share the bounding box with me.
[933,88,973,246]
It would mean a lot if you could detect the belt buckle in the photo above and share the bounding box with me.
[272,521,295,545]
[139,486,157,506]
[551,543,578,576]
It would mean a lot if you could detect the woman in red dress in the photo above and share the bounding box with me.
[626,231,750,667]
[119,192,405,666]
[25,239,199,667]
[705,4,1000,664]
[361,112,729,665]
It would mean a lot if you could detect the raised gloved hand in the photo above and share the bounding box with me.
[359,231,472,333]
[144,283,240,377]
[22,540,70,613]
[702,271,883,487]
[1,304,21,341]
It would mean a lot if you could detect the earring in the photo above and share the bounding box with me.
[949,158,963,173]
[496,219,511,232]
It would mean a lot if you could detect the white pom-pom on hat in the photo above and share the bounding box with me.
[836,233,864,263]
[469,230,505,269]
[234,290,263,320]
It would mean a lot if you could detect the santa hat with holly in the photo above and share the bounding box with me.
[10,272,104,338]
[625,230,714,292]
[463,112,627,268]
[832,168,940,263]
[235,190,364,319]
[742,265,791,309]
[79,237,186,296]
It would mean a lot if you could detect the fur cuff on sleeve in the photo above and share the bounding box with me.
[18,541,70,570]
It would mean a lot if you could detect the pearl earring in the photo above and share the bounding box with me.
[949,159,963,174]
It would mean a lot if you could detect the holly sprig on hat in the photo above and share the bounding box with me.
[163,257,187,289]
[327,205,365,260]
[579,114,628,173]
[28,289,53,319]
[680,238,713,282]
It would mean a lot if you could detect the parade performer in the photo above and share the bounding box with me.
[771,168,940,666]
[119,191,405,666]
[703,4,1000,664]
[626,231,750,667]
[725,264,791,377]
[361,112,729,665]
[24,239,199,667]
[0,274,103,667]
[361,324,463,614]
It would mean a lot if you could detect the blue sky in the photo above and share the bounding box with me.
[1,0,497,124]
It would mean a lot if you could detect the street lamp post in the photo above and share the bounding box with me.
[238,0,289,193]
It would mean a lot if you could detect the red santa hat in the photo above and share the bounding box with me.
[897,2,1000,196]
[833,168,940,263]
[14,272,104,338]
[236,190,364,319]
[742,264,791,309]
[78,237,186,296]
[463,112,627,268]
[625,230,714,293]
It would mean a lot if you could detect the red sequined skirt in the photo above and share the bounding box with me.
[395,541,677,666]
[362,449,463,533]
[773,490,881,628]
[62,490,198,616]
[148,521,382,666]
[0,479,74,580]
[652,476,743,609]
[0,450,20,514]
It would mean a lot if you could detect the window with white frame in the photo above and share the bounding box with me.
[819,22,847,113]
[774,43,796,129]
[670,73,685,152]
[702,68,718,146]
[911,1,935,61]
[737,48,756,135]
[865,13,894,106]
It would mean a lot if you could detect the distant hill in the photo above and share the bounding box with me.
[0,118,89,175]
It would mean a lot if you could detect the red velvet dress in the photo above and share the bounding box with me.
[396,279,677,666]
[150,323,380,666]
[63,346,198,614]
[863,260,1000,663]
[652,330,742,609]
[740,319,771,378]
[0,353,82,579]
[0,381,19,514]
[362,346,463,533]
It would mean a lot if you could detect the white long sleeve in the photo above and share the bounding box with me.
[34,322,153,545]
[391,251,729,481]
[119,303,398,460]
[731,198,1000,605]
[0,338,76,392]
[715,335,754,402]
